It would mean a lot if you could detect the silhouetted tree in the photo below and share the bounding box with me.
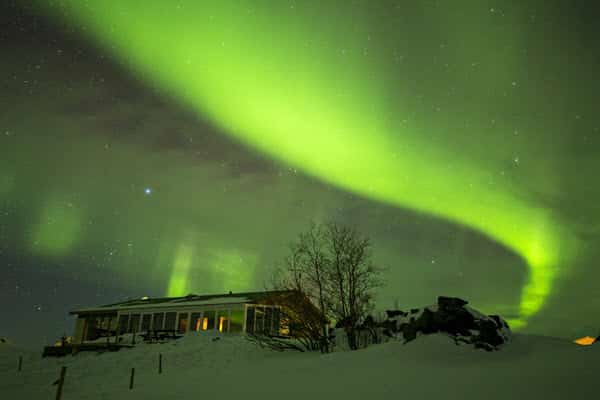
[272,221,384,351]
[325,223,383,349]
[271,222,332,351]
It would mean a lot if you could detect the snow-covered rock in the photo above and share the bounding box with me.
[382,296,511,351]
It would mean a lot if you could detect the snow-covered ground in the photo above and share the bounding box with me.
[1,332,598,399]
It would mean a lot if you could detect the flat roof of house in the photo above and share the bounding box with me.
[70,290,293,315]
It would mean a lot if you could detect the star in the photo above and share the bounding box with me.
[144,187,152,195]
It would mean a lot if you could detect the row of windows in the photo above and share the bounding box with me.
[246,306,281,336]
[114,305,283,335]
[117,309,240,333]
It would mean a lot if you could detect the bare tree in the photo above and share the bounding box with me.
[272,221,384,351]
[271,222,332,351]
[325,223,383,350]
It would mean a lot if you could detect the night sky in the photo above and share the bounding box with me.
[2,1,599,346]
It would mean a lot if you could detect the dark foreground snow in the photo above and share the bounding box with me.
[1,333,598,399]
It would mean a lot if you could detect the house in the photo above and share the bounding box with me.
[69,290,321,343]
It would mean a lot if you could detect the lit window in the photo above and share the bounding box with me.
[190,313,201,331]
[177,313,189,333]
[217,310,229,333]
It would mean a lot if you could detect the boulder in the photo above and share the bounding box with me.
[415,308,438,334]
[435,297,475,334]
[399,322,417,342]
[380,319,398,334]
[438,296,469,311]
[489,314,510,329]
[381,296,511,351]
[473,319,505,349]
[385,310,407,318]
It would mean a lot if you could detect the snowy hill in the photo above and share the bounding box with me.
[0,337,16,349]
[0,332,598,399]
[0,337,38,376]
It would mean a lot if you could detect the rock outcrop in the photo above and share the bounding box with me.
[382,296,511,351]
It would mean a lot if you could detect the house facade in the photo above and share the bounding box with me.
[70,290,302,343]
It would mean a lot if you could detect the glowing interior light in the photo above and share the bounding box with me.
[574,336,596,346]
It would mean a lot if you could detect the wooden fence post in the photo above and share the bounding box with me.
[55,366,67,400]
[158,353,162,374]
[129,367,135,390]
[17,355,22,372]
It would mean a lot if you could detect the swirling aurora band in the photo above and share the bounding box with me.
[35,1,578,329]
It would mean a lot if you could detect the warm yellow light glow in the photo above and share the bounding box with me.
[179,318,188,333]
[195,319,201,332]
[202,317,208,331]
[574,336,596,346]
[218,316,225,332]
[53,336,73,347]
[280,318,290,336]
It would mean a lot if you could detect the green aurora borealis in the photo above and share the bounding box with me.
[2,1,600,343]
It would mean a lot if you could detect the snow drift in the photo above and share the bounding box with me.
[1,330,599,400]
